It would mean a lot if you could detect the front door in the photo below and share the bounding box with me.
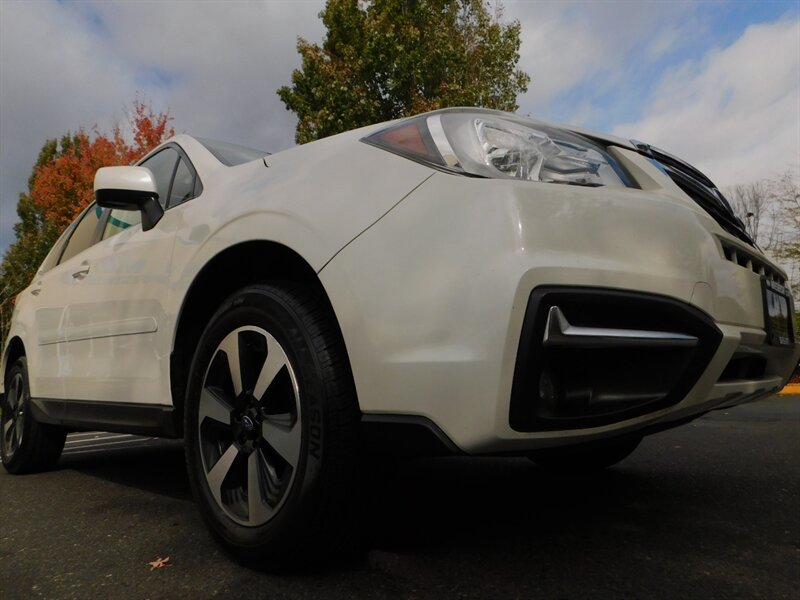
[61,147,192,406]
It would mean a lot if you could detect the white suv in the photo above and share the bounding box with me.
[2,109,797,564]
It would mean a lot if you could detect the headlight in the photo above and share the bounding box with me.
[363,109,632,188]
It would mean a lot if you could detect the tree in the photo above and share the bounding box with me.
[28,102,174,233]
[768,171,800,299]
[0,100,174,341]
[727,173,800,293]
[728,181,777,248]
[770,172,800,256]
[278,0,530,143]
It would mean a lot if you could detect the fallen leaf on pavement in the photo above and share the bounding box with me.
[148,556,173,571]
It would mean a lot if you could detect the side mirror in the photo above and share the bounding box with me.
[94,166,164,232]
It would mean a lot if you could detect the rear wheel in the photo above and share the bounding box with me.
[1,357,66,474]
[184,283,359,567]
[529,437,641,473]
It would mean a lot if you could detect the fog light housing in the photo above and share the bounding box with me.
[538,370,558,408]
[510,287,723,431]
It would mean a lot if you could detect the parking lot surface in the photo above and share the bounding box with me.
[1,395,798,599]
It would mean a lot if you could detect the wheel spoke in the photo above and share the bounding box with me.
[261,416,301,468]
[3,418,14,443]
[200,325,303,526]
[199,387,233,426]
[6,383,18,411]
[206,444,239,506]
[247,451,274,523]
[218,333,243,396]
[252,343,287,400]
[14,417,22,445]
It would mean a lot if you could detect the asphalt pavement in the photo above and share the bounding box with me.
[1,395,798,600]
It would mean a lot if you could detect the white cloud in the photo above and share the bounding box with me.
[0,0,325,250]
[612,18,800,187]
[1,0,797,255]
[81,0,324,149]
[504,0,699,121]
[0,0,136,248]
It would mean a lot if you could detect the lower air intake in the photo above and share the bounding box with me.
[509,287,722,431]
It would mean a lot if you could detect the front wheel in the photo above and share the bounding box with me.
[1,357,66,474]
[184,283,359,567]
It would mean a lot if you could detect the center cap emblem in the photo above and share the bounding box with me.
[241,415,255,431]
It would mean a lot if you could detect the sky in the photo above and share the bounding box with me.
[0,0,798,253]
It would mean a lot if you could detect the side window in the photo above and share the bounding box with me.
[102,148,179,240]
[144,148,180,208]
[168,158,196,208]
[59,204,104,265]
[39,220,78,273]
[102,207,141,240]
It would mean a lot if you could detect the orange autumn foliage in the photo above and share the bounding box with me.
[29,100,174,231]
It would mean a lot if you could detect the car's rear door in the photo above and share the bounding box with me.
[61,146,201,407]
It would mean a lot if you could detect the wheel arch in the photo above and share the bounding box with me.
[2,336,26,384]
[169,240,353,435]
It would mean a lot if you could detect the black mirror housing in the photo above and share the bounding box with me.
[95,189,164,231]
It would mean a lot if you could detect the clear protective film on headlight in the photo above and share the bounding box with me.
[363,109,633,188]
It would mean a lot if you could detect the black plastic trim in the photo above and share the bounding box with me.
[95,188,159,209]
[665,166,754,247]
[30,398,178,438]
[509,286,724,432]
[360,414,462,457]
[619,140,754,247]
[519,412,706,459]
[95,188,164,231]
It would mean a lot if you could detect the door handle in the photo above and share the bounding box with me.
[72,265,90,280]
[30,281,42,296]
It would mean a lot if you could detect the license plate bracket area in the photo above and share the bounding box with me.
[762,278,794,347]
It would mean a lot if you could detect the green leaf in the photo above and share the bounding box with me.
[277,0,530,143]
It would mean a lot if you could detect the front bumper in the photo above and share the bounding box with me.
[321,160,799,455]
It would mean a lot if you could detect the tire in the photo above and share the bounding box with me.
[529,437,641,473]
[1,357,66,474]
[184,283,359,567]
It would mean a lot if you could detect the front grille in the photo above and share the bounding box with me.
[719,239,786,285]
[666,168,755,247]
[627,141,755,248]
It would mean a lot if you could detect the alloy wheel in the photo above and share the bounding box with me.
[198,326,302,527]
[1,372,25,459]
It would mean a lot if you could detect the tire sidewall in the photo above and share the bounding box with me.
[184,286,327,553]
